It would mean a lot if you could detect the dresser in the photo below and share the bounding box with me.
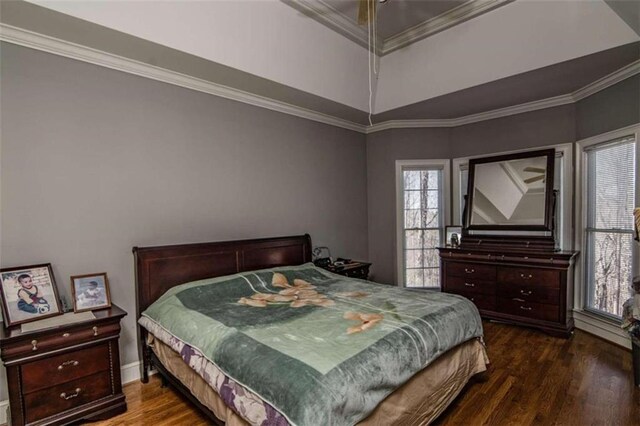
[0,305,127,425]
[438,247,578,337]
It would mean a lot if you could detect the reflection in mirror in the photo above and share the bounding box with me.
[471,156,548,226]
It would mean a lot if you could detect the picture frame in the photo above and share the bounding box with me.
[71,272,112,313]
[445,226,463,247]
[0,263,63,327]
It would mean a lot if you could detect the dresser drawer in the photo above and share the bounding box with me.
[497,282,560,305]
[449,290,496,311]
[1,322,120,360]
[497,267,560,288]
[446,276,496,296]
[446,262,496,281]
[497,297,559,323]
[24,370,112,423]
[21,343,110,394]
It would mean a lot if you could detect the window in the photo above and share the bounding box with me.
[584,137,637,318]
[396,160,449,288]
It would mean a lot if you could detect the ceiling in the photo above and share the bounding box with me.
[323,0,468,39]
[1,0,638,132]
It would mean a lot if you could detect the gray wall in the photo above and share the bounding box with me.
[365,106,576,285]
[576,75,640,139]
[366,128,451,285]
[0,43,368,400]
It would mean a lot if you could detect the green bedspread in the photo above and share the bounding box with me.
[141,263,483,426]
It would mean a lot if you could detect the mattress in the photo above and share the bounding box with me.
[149,332,488,425]
[139,263,487,425]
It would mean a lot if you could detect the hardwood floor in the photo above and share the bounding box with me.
[90,321,640,426]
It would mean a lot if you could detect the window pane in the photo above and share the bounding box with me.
[587,231,633,317]
[401,166,443,288]
[404,190,421,210]
[424,268,440,287]
[403,170,421,190]
[585,139,636,318]
[405,250,423,268]
[405,269,424,287]
[589,142,635,230]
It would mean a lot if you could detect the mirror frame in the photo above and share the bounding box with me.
[464,148,556,233]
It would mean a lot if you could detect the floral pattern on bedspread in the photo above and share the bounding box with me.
[141,316,289,426]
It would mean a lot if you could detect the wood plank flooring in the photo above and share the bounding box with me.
[91,321,640,426]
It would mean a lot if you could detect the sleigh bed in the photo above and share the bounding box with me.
[134,234,488,425]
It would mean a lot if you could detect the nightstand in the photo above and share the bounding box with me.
[0,305,127,426]
[322,261,371,280]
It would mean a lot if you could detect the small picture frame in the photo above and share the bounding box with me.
[445,226,463,247]
[71,273,112,313]
[0,263,63,327]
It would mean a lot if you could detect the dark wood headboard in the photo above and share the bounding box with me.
[133,234,312,382]
[133,234,312,315]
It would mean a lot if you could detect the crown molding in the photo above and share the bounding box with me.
[572,59,640,101]
[1,23,637,136]
[366,94,575,133]
[0,24,367,134]
[280,0,383,55]
[382,0,515,55]
[280,0,513,56]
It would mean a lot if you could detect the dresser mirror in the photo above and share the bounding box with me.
[465,148,555,234]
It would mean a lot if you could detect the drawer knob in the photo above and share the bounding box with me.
[470,297,475,302]
[520,290,533,296]
[62,332,71,338]
[93,326,98,336]
[520,273,533,280]
[519,306,533,311]
[31,340,38,351]
[57,360,79,370]
[464,268,475,274]
[60,388,81,400]
[464,282,475,287]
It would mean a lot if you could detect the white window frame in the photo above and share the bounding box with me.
[452,143,573,250]
[575,123,640,348]
[395,159,450,288]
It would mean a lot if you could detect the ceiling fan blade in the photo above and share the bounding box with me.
[357,0,376,25]
[524,175,545,184]
[523,167,545,173]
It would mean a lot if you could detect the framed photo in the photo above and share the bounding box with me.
[0,263,63,327]
[71,273,112,313]
[445,226,463,247]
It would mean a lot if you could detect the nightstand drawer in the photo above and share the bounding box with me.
[1,322,120,360]
[24,370,112,423]
[21,343,110,394]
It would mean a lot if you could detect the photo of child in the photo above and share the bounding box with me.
[0,264,62,326]
[71,273,111,312]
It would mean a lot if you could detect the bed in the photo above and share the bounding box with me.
[134,234,488,425]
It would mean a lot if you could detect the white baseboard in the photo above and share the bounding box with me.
[0,360,153,425]
[573,310,632,349]
[0,400,8,426]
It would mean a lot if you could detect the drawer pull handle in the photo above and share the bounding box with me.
[520,290,533,296]
[520,273,533,280]
[93,326,98,336]
[31,340,38,351]
[464,282,475,287]
[62,332,71,338]
[60,388,81,400]
[57,360,79,370]
[519,306,533,311]
[464,268,475,274]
